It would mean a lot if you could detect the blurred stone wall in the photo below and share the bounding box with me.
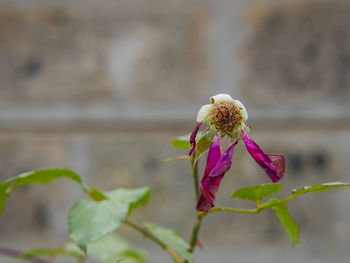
[0,0,350,262]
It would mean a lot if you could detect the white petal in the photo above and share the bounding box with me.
[210,94,233,104]
[196,104,212,123]
[233,99,248,121]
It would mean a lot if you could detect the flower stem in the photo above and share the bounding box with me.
[188,213,205,252]
[192,161,200,201]
[124,219,183,263]
[208,206,259,214]
[188,206,260,254]
[208,194,296,215]
[188,159,203,255]
[124,219,166,249]
[0,246,47,263]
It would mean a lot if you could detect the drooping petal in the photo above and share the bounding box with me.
[196,135,222,212]
[197,135,236,212]
[189,145,195,156]
[203,134,222,175]
[189,122,203,155]
[190,122,202,145]
[210,94,234,104]
[267,154,286,181]
[197,176,223,212]
[209,139,238,177]
[242,131,285,182]
[196,194,214,213]
[196,104,212,123]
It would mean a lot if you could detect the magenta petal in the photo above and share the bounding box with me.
[209,139,238,177]
[189,122,203,155]
[242,131,285,182]
[196,175,224,212]
[197,135,228,212]
[267,154,286,181]
[189,144,195,156]
[203,135,222,175]
[190,122,203,144]
[196,193,214,212]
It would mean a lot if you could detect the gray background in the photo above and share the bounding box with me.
[0,0,350,262]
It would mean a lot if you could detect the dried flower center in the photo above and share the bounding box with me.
[211,102,243,134]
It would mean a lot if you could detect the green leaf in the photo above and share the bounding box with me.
[171,132,204,150]
[260,182,350,210]
[21,240,84,259]
[0,168,82,215]
[292,182,350,196]
[144,223,193,263]
[117,249,146,263]
[88,234,146,263]
[68,199,128,252]
[231,183,282,201]
[171,135,191,150]
[271,203,299,244]
[12,168,82,187]
[105,187,151,213]
[22,236,146,263]
[194,126,217,163]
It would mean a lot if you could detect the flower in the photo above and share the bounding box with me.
[196,94,248,137]
[190,94,286,212]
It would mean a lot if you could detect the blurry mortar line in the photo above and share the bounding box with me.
[0,118,349,134]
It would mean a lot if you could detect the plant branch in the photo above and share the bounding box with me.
[188,213,205,253]
[188,158,203,255]
[192,161,200,201]
[208,206,260,214]
[124,219,166,249]
[0,246,47,263]
[208,194,298,215]
[124,219,183,263]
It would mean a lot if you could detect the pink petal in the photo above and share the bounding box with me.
[203,135,222,175]
[196,176,223,212]
[197,135,236,212]
[189,145,196,156]
[267,154,286,181]
[209,139,238,177]
[242,131,285,182]
[189,122,203,155]
[196,193,214,212]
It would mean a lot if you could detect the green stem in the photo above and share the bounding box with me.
[188,213,205,252]
[0,247,47,263]
[192,161,200,201]
[208,194,298,215]
[208,206,259,214]
[124,219,183,263]
[281,195,294,203]
[125,219,167,249]
[188,160,203,254]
